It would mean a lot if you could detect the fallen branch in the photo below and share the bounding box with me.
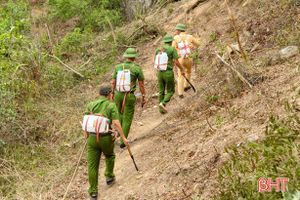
[180,188,192,200]
[215,52,253,89]
[45,23,54,49]
[49,54,84,78]
[242,0,252,7]
[186,0,208,14]
[153,0,172,16]
[206,117,216,132]
[127,25,145,41]
[105,16,117,46]
[78,58,91,70]
[213,146,219,154]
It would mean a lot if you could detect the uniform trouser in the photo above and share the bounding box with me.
[114,92,136,145]
[177,57,193,96]
[158,70,175,105]
[87,135,115,195]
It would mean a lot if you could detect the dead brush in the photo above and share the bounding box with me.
[0,158,23,199]
[221,0,264,88]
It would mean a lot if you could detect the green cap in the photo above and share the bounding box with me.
[163,35,174,43]
[175,23,186,31]
[123,48,138,58]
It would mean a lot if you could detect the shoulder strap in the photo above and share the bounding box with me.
[180,35,186,42]
[125,62,137,78]
[122,63,133,73]
[159,46,165,53]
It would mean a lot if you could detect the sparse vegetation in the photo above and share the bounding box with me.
[209,31,219,43]
[215,114,225,127]
[228,107,240,119]
[217,106,300,200]
[205,94,219,104]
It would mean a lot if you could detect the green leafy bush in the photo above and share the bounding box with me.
[48,0,88,20]
[217,108,300,199]
[42,64,79,94]
[48,0,123,31]
[0,1,124,135]
[0,0,29,34]
[0,1,33,124]
[54,27,92,57]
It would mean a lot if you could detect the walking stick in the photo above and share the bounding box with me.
[111,129,138,171]
[62,139,87,200]
[126,144,139,171]
[183,75,196,92]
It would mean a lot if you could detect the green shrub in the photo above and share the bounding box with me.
[217,108,300,199]
[42,64,79,94]
[0,1,33,124]
[48,0,123,31]
[54,27,92,57]
[48,0,88,20]
[0,0,29,34]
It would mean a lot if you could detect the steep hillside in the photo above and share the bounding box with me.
[1,0,299,200]
[50,1,299,199]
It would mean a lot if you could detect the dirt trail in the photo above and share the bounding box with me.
[65,24,204,197]
[65,40,183,199]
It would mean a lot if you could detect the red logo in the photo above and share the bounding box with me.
[258,177,289,192]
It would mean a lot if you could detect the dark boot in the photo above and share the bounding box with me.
[159,103,168,113]
[106,177,116,186]
[184,86,192,92]
[119,143,126,149]
[90,193,98,200]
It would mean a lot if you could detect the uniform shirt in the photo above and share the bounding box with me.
[84,96,119,122]
[112,61,144,92]
[154,44,179,70]
[172,32,200,56]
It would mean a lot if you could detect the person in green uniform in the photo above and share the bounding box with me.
[84,85,129,200]
[111,48,146,148]
[154,35,185,114]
